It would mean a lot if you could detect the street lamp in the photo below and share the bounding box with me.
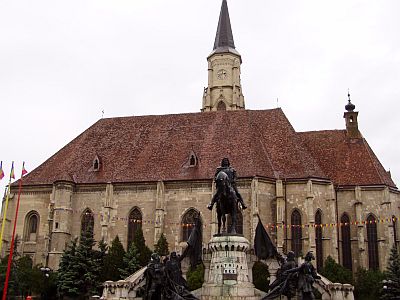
[40,267,51,277]
[40,267,52,300]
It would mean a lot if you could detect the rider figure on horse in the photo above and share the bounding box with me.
[207,158,247,210]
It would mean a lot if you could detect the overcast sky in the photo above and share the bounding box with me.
[1,0,399,198]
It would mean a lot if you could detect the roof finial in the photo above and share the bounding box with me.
[345,89,355,112]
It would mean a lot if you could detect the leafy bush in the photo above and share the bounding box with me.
[252,261,270,292]
[187,264,205,291]
[354,267,385,300]
[320,256,353,284]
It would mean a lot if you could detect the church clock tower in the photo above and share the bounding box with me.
[201,0,245,112]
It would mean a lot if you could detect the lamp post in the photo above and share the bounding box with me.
[40,267,51,300]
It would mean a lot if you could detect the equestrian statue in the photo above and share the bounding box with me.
[207,158,247,235]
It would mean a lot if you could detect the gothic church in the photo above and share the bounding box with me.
[2,0,399,273]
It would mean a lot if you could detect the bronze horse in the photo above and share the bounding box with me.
[213,171,239,235]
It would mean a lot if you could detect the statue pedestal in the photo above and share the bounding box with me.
[201,235,258,300]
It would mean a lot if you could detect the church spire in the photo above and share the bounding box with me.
[213,0,235,51]
[201,0,245,112]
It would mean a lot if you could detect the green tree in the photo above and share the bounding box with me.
[75,226,102,298]
[57,227,102,299]
[57,238,80,298]
[187,264,205,291]
[381,245,400,299]
[354,267,385,300]
[132,227,152,267]
[154,233,169,257]
[119,242,141,279]
[95,238,108,286]
[252,261,270,292]
[14,256,41,297]
[104,235,126,281]
[320,256,353,284]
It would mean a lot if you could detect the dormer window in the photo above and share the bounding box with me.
[188,151,198,167]
[190,155,196,166]
[92,155,101,171]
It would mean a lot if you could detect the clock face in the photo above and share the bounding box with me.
[217,69,227,80]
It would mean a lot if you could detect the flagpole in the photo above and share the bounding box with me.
[2,163,25,300]
[0,162,14,253]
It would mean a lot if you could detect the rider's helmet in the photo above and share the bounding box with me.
[221,157,230,167]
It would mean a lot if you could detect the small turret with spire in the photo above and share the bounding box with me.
[344,90,361,138]
[201,0,245,112]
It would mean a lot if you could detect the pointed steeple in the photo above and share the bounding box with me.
[201,0,245,112]
[214,0,235,50]
[210,0,240,57]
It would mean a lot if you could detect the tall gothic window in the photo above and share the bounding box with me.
[291,209,302,257]
[181,208,200,242]
[366,214,379,270]
[315,210,323,271]
[81,209,94,237]
[24,211,39,242]
[227,210,243,234]
[393,215,398,249]
[341,213,352,271]
[128,208,142,247]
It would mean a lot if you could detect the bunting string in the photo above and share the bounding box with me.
[58,209,399,229]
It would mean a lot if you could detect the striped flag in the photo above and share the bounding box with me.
[21,162,27,176]
[0,161,4,180]
[10,162,15,179]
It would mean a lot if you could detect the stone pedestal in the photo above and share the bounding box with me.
[201,235,258,300]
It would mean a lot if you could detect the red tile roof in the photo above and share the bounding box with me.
[299,130,396,187]
[20,109,395,188]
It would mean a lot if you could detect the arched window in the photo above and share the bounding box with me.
[92,155,101,171]
[128,208,142,247]
[227,210,243,234]
[81,209,94,237]
[315,210,323,271]
[393,216,398,249]
[366,214,379,270]
[341,213,352,271]
[217,101,226,111]
[291,209,302,257]
[24,211,39,241]
[181,208,200,242]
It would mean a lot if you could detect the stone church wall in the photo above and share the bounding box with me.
[2,178,398,273]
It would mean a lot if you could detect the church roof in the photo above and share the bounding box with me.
[20,109,395,188]
[299,130,395,187]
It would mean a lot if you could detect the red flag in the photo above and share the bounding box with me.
[21,162,27,176]
[0,161,4,180]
